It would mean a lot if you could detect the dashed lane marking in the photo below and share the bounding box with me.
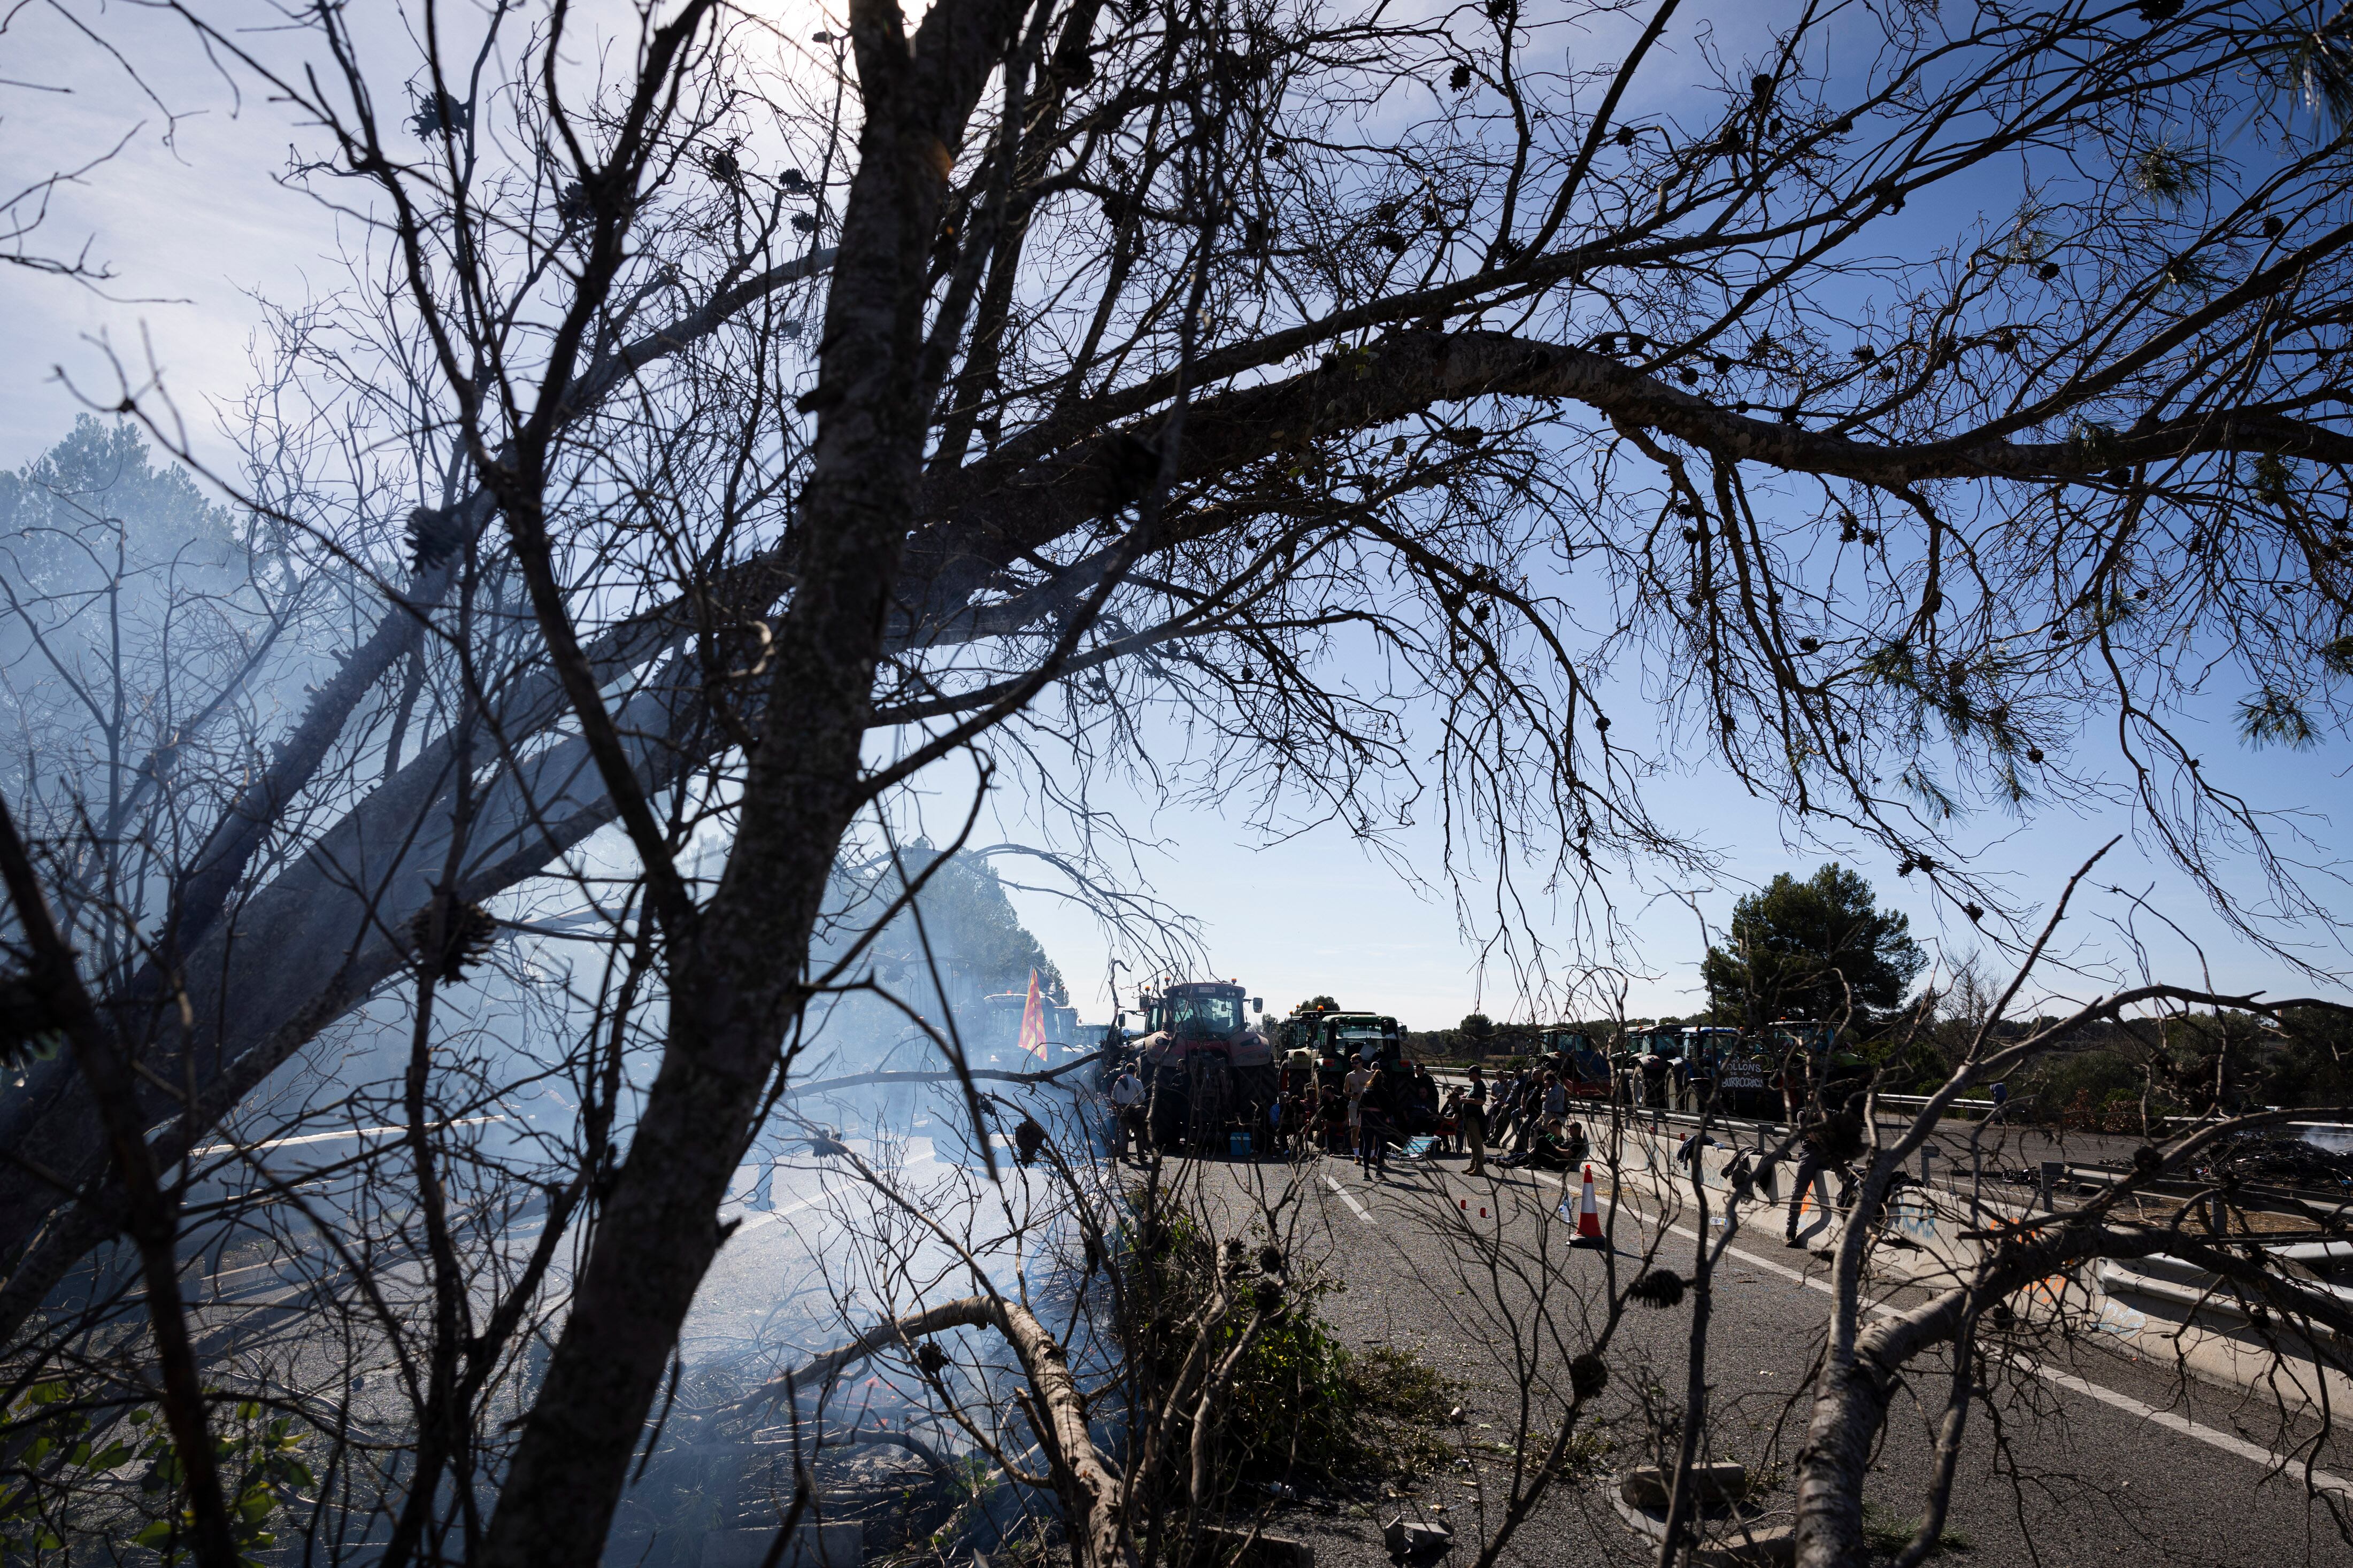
[1324,1173,1376,1225]
[1532,1172,2353,1502]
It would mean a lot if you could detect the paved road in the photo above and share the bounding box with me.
[182,1093,2345,1566]
[1181,1141,2353,1568]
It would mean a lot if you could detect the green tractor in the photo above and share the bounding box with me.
[1273,1003,1404,1092]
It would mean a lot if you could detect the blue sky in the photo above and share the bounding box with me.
[8,1,2350,1033]
[991,685,2353,1032]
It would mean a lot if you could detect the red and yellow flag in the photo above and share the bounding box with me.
[1017,968,1049,1061]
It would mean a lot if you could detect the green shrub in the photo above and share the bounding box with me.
[1124,1201,1451,1494]
[0,1384,312,1565]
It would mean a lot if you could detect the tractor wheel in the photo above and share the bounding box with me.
[1187,1057,1231,1152]
[1234,1064,1279,1130]
[1149,1066,1187,1151]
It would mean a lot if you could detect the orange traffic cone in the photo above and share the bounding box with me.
[1570,1164,1606,1249]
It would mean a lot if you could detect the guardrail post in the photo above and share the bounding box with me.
[2039,1160,2063,1213]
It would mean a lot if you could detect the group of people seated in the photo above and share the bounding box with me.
[1251,1057,1591,1175]
[1109,1052,1598,1177]
[1249,1055,1449,1166]
[1494,1113,1590,1169]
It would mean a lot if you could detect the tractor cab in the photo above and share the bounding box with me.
[975,988,1082,1067]
[1277,1006,1402,1088]
[1133,981,1275,1150]
[1139,983,1252,1047]
[1540,1028,1613,1099]
[1620,1024,1685,1109]
[1678,1026,1742,1078]
[1765,1017,1870,1108]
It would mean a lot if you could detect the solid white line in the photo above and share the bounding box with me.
[1570,1179,2353,1502]
[722,1191,829,1233]
[191,1115,506,1158]
[1324,1173,1375,1225]
[2014,1355,2353,1500]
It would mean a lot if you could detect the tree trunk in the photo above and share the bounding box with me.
[473,3,1027,1561]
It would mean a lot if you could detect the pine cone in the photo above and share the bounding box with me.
[409,900,498,984]
[404,506,467,571]
[1629,1270,1688,1310]
[1013,1116,1048,1166]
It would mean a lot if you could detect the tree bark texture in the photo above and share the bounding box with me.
[472,2,1027,1560]
[1790,1219,2353,1567]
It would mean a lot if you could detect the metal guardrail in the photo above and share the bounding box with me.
[1874,1093,2000,1114]
[1424,1071,1995,1128]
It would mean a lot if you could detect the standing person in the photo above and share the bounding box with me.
[1772,1058,1806,1126]
[1543,1069,1567,1124]
[1785,1098,1865,1247]
[1343,1053,1375,1157]
[1111,1065,1146,1160]
[1639,1052,1671,1121]
[1512,1072,1545,1154]
[1462,1064,1489,1176]
[1357,1076,1394,1178]
[1490,1069,1522,1145]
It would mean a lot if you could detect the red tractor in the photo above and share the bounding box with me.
[1128,980,1273,1151]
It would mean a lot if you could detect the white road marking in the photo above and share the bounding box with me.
[2018,1353,2353,1498]
[191,1115,506,1158]
[1563,1179,2353,1503]
[1324,1174,1375,1224]
[724,1192,827,1231]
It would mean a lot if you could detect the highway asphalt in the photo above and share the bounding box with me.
[1185,1141,2353,1568]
